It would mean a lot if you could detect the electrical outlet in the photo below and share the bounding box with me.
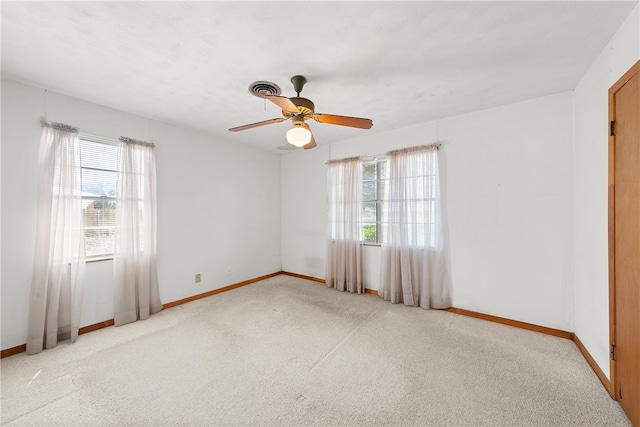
[195,273,201,283]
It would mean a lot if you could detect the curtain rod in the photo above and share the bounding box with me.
[119,136,155,148]
[325,143,441,164]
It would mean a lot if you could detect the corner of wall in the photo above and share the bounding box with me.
[571,1,639,380]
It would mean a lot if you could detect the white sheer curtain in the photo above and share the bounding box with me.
[113,137,162,326]
[27,121,86,354]
[326,157,364,293]
[379,145,452,308]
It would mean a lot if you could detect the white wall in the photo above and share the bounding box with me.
[446,93,574,331]
[281,91,575,332]
[1,80,282,350]
[281,145,330,279]
[573,4,639,379]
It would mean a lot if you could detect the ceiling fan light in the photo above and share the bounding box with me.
[286,126,312,147]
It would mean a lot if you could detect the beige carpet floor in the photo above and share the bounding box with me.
[0,275,631,426]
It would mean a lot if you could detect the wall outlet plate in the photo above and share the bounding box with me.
[195,274,201,283]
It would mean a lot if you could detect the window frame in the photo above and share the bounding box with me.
[79,134,119,261]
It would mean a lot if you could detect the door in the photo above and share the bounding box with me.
[610,60,640,427]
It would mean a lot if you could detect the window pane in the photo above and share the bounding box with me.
[80,139,117,171]
[379,178,387,201]
[85,228,115,257]
[363,180,377,202]
[379,159,388,180]
[415,200,427,223]
[362,202,377,223]
[363,224,377,243]
[82,168,117,197]
[363,161,376,181]
[83,197,116,257]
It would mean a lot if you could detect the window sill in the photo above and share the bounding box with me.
[87,256,113,263]
[361,242,382,247]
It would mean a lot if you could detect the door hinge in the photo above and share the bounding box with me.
[610,120,615,136]
[610,344,616,361]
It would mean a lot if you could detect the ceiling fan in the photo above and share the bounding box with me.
[229,75,373,150]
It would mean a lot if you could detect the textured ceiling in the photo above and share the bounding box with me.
[1,1,637,153]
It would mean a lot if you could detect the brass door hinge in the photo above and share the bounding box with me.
[610,121,616,136]
[610,344,616,361]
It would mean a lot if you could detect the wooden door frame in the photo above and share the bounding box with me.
[608,59,640,400]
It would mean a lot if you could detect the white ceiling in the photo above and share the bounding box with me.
[1,1,637,153]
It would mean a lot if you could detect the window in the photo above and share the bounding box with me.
[80,137,118,258]
[361,157,387,244]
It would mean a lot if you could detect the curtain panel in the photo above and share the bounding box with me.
[27,121,86,354]
[379,145,452,309]
[113,137,162,326]
[325,157,364,293]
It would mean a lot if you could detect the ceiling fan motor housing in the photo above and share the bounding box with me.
[284,97,315,117]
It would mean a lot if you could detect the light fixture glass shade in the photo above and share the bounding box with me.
[286,126,312,147]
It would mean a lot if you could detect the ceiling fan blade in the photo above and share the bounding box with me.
[312,114,373,129]
[303,139,317,150]
[302,123,317,150]
[264,95,300,114]
[229,117,286,132]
